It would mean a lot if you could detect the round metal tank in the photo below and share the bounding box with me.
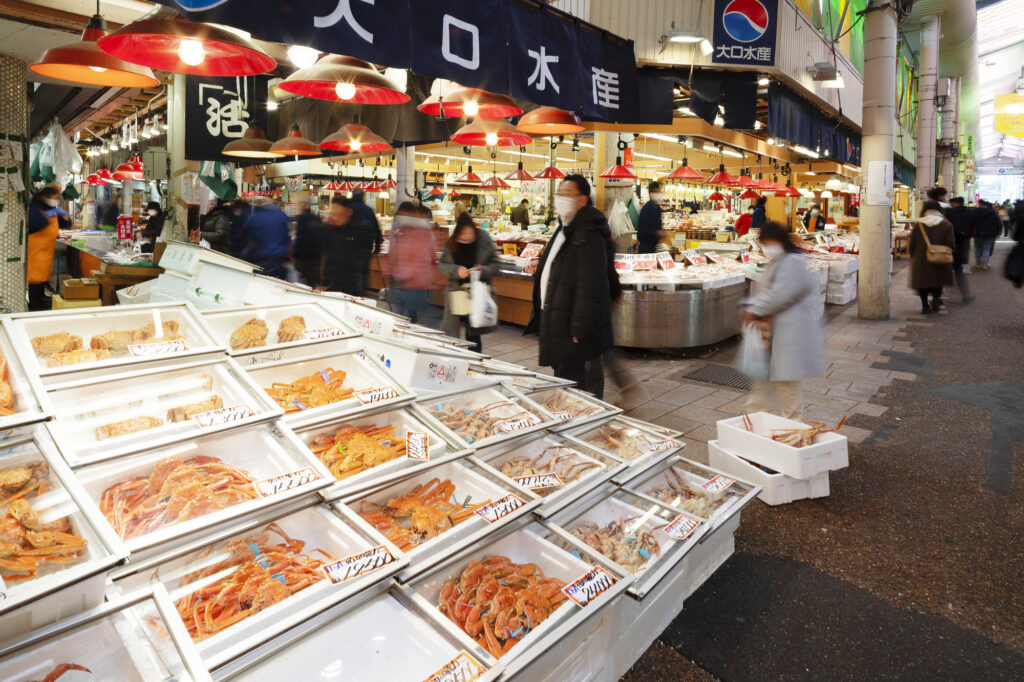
[612,282,748,349]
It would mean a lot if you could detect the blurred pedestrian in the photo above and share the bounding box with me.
[292,196,322,286]
[27,186,65,310]
[348,189,383,295]
[946,197,976,303]
[585,217,628,400]
[137,201,165,253]
[910,201,955,314]
[510,199,530,231]
[636,181,664,254]
[735,204,754,237]
[387,202,437,323]
[241,198,291,280]
[742,222,826,419]
[228,199,251,258]
[974,200,1001,269]
[439,213,500,352]
[196,199,230,253]
[751,196,767,229]
[318,196,363,295]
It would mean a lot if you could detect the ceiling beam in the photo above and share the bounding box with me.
[0,0,124,33]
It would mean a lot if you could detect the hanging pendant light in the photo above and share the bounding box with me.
[427,186,445,196]
[269,124,321,157]
[515,106,585,134]
[97,7,275,76]
[820,189,834,198]
[664,157,704,182]
[535,166,565,180]
[739,189,761,199]
[113,154,144,180]
[600,136,637,179]
[222,125,282,158]
[736,171,758,188]
[30,6,159,87]
[319,123,391,153]
[505,161,535,182]
[418,86,522,119]
[323,181,337,191]
[451,119,532,147]
[455,166,482,184]
[705,164,737,186]
[824,176,844,191]
[337,180,354,191]
[480,175,510,189]
[707,191,727,201]
[775,185,801,197]
[365,179,384,192]
[279,55,409,104]
[382,176,397,189]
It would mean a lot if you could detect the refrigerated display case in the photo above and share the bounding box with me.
[5,302,221,381]
[0,428,126,641]
[530,387,622,432]
[569,418,685,480]
[0,324,51,435]
[361,335,476,396]
[418,382,558,450]
[466,359,575,394]
[44,357,282,466]
[201,302,357,360]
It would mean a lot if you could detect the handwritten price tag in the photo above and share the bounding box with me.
[633,254,658,271]
[474,493,527,523]
[683,249,707,266]
[707,253,726,264]
[354,386,400,404]
[192,403,255,428]
[128,338,190,357]
[496,414,539,433]
[662,512,704,541]
[423,651,485,682]
[656,252,676,270]
[554,411,573,422]
[302,327,345,340]
[502,242,519,256]
[701,475,734,496]
[613,256,633,272]
[321,545,397,584]
[406,432,429,461]
[642,439,680,452]
[562,566,618,607]
[513,472,564,490]
[253,467,318,497]
[741,252,751,264]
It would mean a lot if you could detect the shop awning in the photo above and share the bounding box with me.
[767,83,861,165]
[894,158,916,188]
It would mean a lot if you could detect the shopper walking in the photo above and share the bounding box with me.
[439,213,500,353]
[228,199,251,258]
[751,197,767,230]
[241,198,291,280]
[734,204,754,237]
[909,201,955,314]
[348,189,382,295]
[27,186,66,311]
[292,197,322,286]
[525,174,614,390]
[510,199,530,231]
[802,204,824,232]
[974,200,1001,269]
[197,199,230,253]
[584,227,627,400]
[636,181,664,254]
[742,222,826,420]
[317,196,363,295]
[135,201,165,253]
[946,197,976,303]
[387,202,437,323]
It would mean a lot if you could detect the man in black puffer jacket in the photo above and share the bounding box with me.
[946,197,976,302]
[525,174,614,390]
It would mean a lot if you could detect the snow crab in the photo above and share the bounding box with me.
[429,400,540,444]
[308,424,405,480]
[230,318,268,350]
[568,516,661,573]
[27,663,90,682]
[358,477,488,550]
[30,332,82,357]
[743,411,847,447]
[535,390,599,419]
[264,367,353,413]
[99,455,259,539]
[166,395,223,422]
[579,424,650,461]
[46,348,111,368]
[498,446,601,496]
[438,555,567,658]
[644,468,718,518]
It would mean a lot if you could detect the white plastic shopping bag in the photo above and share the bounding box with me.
[736,322,770,380]
[469,270,498,328]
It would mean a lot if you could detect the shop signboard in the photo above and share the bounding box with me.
[994,95,1024,138]
[711,0,779,67]
[184,74,269,162]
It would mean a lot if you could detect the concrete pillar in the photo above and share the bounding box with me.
[952,77,962,196]
[0,54,26,312]
[915,16,939,199]
[937,78,957,189]
[395,145,415,203]
[857,1,899,320]
[166,73,188,241]
[594,132,610,211]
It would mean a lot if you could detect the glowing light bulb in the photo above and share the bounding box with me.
[350,139,362,152]
[335,82,357,100]
[178,39,206,67]
[89,66,108,73]
[287,45,319,69]
[485,131,498,146]
[463,100,480,117]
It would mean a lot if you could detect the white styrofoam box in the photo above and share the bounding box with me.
[826,292,857,306]
[827,256,859,277]
[716,411,848,479]
[827,273,858,296]
[709,440,830,506]
[677,512,738,600]
[815,265,830,291]
[115,277,157,304]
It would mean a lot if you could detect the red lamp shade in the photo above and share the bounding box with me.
[30,15,159,87]
[279,55,408,104]
[382,177,397,189]
[754,177,773,189]
[705,165,737,186]
[269,124,321,157]
[319,123,391,153]
[480,176,510,189]
[113,155,144,180]
[505,162,535,182]
[455,168,482,184]
[365,180,383,192]
[768,180,787,192]
[322,181,338,191]
[739,189,762,199]
[427,187,445,196]
[95,168,118,182]
[449,190,460,197]
[97,10,275,76]
[337,181,354,191]
[516,106,585,135]
[736,175,758,188]
[535,166,565,179]
[600,156,638,180]
[418,86,522,119]
[451,119,532,147]
[707,191,727,201]
[664,162,704,181]
[775,185,802,197]
[222,125,283,158]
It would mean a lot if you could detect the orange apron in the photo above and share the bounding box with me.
[27,213,59,284]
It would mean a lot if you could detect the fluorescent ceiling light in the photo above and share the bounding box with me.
[720,148,744,158]
[560,139,594,148]
[501,150,549,159]
[667,29,707,44]
[634,152,673,162]
[791,144,820,158]
[758,77,770,86]
[699,39,713,56]
[822,73,844,89]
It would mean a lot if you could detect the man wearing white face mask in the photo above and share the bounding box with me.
[636,181,665,254]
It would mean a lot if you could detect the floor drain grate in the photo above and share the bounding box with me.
[684,364,754,391]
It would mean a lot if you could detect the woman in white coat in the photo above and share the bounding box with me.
[742,222,827,419]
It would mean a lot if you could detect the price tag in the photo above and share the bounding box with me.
[302,327,345,340]
[406,432,428,461]
[474,493,527,523]
[561,566,618,607]
[513,472,564,490]
[683,249,707,266]
[707,253,726,264]
[354,386,400,404]
[495,414,539,433]
[662,512,704,541]
[554,411,573,422]
[520,243,544,259]
[656,252,676,270]
[642,439,680,452]
[423,651,485,682]
[701,475,734,495]
[613,255,632,271]
[502,242,519,255]
[253,467,319,497]
[741,252,752,264]
[321,545,397,584]
[128,338,190,357]
[633,254,657,271]
[192,403,255,428]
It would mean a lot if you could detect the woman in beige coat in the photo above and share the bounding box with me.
[909,200,955,314]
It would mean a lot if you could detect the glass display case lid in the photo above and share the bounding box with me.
[361,335,477,397]
[567,418,685,479]
[530,387,622,432]
[201,302,357,357]
[0,324,50,434]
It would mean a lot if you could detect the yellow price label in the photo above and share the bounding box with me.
[503,243,519,255]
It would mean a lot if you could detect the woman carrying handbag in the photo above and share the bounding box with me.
[910,200,956,314]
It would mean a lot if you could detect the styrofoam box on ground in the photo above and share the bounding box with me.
[709,440,830,506]
[716,411,847,479]
[828,256,859,278]
[826,292,857,306]
[827,273,857,296]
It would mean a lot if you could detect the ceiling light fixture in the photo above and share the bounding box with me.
[319,123,391,153]
[270,123,322,157]
[515,107,586,135]
[418,86,522,119]
[286,45,320,69]
[280,55,409,104]
[451,119,532,147]
[222,125,284,158]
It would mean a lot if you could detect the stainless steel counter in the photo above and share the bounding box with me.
[612,281,748,349]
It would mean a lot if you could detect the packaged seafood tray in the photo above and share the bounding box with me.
[0,429,126,642]
[362,335,475,396]
[215,589,501,682]
[400,524,632,674]
[119,504,408,670]
[716,411,848,479]
[201,302,358,360]
[244,348,415,429]
[473,432,626,518]
[619,454,761,532]
[540,488,708,599]
[291,405,473,501]
[530,387,622,431]
[338,460,540,583]
[708,440,828,506]
[4,302,221,381]
[74,423,333,562]
[567,418,685,480]
[0,594,206,682]
[0,324,50,435]
[417,383,559,451]
[45,357,282,467]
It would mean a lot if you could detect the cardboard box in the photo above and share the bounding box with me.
[61,278,100,300]
[52,294,102,309]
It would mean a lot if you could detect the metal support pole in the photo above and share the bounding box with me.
[858,1,899,320]
[915,16,940,199]
[953,77,962,196]
[0,54,26,312]
[166,73,188,241]
[395,145,414,203]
